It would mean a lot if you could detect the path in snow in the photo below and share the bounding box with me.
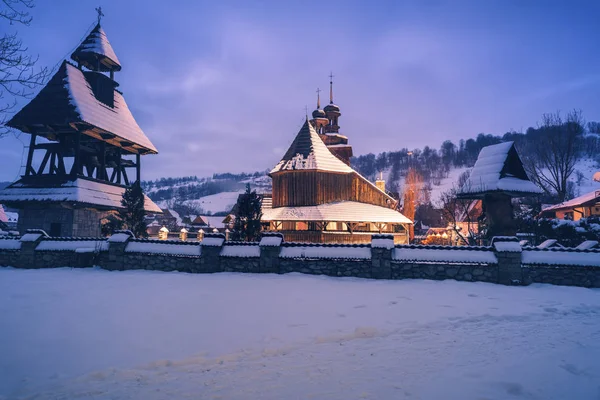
[0,267,599,399]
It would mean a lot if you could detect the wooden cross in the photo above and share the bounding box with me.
[95,6,104,24]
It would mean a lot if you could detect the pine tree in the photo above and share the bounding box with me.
[119,183,148,238]
[232,184,263,241]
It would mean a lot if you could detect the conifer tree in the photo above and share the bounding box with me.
[119,183,148,238]
[232,184,262,241]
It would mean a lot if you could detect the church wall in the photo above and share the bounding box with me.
[272,171,391,208]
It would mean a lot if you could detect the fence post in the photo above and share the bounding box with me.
[259,233,283,274]
[371,234,394,279]
[200,233,224,273]
[19,229,48,268]
[492,236,523,285]
[106,231,132,271]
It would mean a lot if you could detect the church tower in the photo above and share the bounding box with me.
[309,73,353,165]
[0,10,161,237]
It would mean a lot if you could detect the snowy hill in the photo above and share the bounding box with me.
[142,172,271,215]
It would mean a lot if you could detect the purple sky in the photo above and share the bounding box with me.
[1,0,600,181]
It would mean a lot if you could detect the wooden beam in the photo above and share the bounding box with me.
[136,153,141,183]
[25,133,36,176]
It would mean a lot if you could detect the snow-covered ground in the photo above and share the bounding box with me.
[1,267,599,399]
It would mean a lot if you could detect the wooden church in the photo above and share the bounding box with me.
[0,14,161,237]
[261,79,412,244]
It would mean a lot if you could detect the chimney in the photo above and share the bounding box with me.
[375,171,386,192]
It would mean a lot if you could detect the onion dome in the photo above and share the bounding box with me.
[312,108,326,119]
[324,103,340,113]
[71,23,122,72]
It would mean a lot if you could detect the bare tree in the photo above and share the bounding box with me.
[438,186,479,246]
[521,110,584,202]
[400,167,426,241]
[1,0,49,137]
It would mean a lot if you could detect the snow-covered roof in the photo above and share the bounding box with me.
[542,189,600,212]
[70,23,121,72]
[8,61,157,154]
[459,141,542,197]
[0,179,161,213]
[262,201,412,224]
[194,215,226,229]
[270,120,354,174]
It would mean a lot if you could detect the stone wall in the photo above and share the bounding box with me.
[1,233,599,288]
[16,204,114,237]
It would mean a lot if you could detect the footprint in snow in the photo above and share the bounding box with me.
[468,293,478,297]
[388,301,398,306]
[353,305,367,309]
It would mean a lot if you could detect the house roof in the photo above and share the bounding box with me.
[0,178,161,213]
[270,119,354,174]
[70,23,121,72]
[542,189,600,212]
[192,215,227,229]
[458,141,542,197]
[7,61,157,154]
[262,201,412,224]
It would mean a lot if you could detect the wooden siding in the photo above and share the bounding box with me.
[272,171,393,208]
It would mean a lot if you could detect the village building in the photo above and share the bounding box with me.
[261,79,412,244]
[540,190,600,220]
[0,16,160,237]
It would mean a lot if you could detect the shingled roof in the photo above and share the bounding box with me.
[71,23,121,72]
[7,61,157,154]
[270,119,354,174]
[458,141,542,197]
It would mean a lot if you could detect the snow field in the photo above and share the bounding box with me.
[0,267,598,399]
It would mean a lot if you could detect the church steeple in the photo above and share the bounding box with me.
[323,72,341,134]
[71,10,121,76]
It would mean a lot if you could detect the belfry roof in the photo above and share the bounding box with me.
[7,61,157,154]
[458,141,542,197]
[71,23,121,72]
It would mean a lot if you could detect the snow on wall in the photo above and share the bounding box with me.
[393,247,497,264]
[280,245,371,260]
[0,240,21,250]
[36,240,108,252]
[522,250,600,267]
[125,241,200,256]
[220,244,260,258]
[372,238,394,249]
[20,233,44,242]
[260,236,283,247]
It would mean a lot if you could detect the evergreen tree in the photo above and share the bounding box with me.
[119,183,148,238]
[232,184,262,241]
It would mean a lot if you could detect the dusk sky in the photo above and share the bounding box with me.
[1,0,600,182]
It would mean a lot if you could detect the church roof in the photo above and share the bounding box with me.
[7,61,157,154]
[458,141,542,197]
[270,119,354,174]
[71,23,121,72]
[262,201,412,224]
[0,178,161,213]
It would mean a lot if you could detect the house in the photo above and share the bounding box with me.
[540,190,600,221]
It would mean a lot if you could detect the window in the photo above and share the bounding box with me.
[49,223,62,237]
